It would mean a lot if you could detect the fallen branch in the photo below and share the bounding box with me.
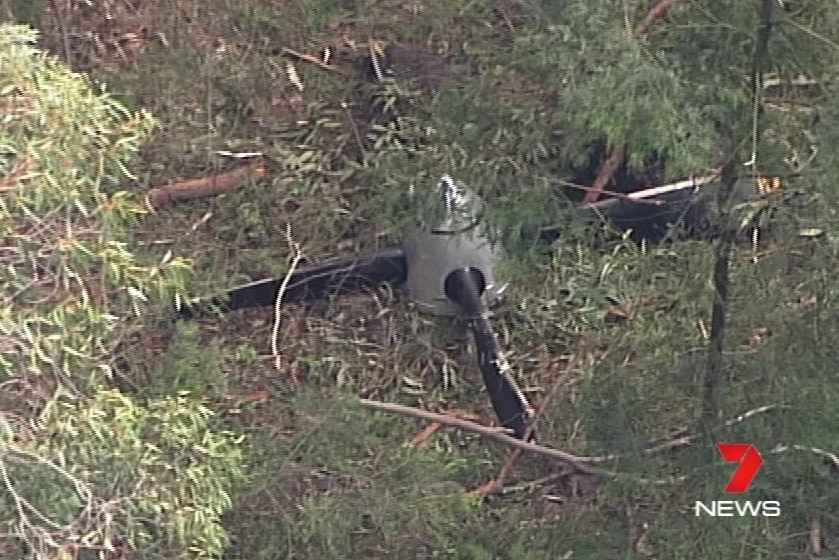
[409,409,480,446]
[144,160,266,210]
[362,398,819,496]
[358,398,599,475]
[271,225,304,374]
[583,144,625,203]
[584,403,785,463]
[770,443,839,471]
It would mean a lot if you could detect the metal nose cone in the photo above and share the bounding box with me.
[402,175,506,316]
[416,175,483,233]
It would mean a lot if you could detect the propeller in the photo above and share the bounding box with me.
[175,173,778,438]
[177,173,773,317]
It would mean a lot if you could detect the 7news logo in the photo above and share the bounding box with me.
[694,443,781,517]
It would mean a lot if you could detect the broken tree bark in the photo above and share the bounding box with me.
[583,144,625,204]
[144,160,266,210]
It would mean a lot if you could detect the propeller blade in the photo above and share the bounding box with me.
[537,175,769,244]
[444,267,535,440]
[177,244,407,318]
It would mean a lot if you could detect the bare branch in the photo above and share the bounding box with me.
[583,144,625,204]
[358,398,599,476]
[271,225,305,373]
[144,160,266,210]
[770,443,839,471]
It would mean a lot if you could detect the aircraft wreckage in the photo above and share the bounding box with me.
[177,171,785,440]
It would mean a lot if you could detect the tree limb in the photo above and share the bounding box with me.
[583,144,624,203]
[144,160,266,210]
[358,398,599,476]
[702,0,775,429]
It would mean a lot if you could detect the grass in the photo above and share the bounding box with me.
[20,0,839,558]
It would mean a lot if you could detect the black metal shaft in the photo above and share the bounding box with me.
[443,267,535,440]
[176,245,407,318]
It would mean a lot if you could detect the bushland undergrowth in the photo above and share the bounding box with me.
[2,0,839,558]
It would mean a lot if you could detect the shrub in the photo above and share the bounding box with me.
[0,25,243,559]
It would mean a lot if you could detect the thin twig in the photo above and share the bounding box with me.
[359,398,599,475]
[703,0,775,428]
[769,443,839,471]
[525,354,580,441]
[470,448,522,497]
[747,0,775,168]
[702,160,738,427]
[0,159,30,191]
[498,473,565,495]
[585,403,785,463]
[271,225,304,372]
[49,0,72,67]
[341,101,366,160]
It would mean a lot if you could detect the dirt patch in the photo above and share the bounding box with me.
[39,0,153,71]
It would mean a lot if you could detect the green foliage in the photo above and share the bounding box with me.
[0,25,191,387]
[145,322,228,400]
[211,0,839,555]
[0,24,244,559]
[27,0,839,558]
[6,0,47,28]
[1,391,244,559]
[230,393,489,560]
